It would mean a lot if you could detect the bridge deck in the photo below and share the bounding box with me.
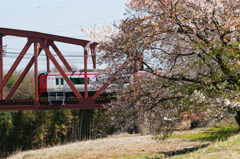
[0,97,114,111]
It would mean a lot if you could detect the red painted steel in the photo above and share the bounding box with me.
[6,47,42,100]
[49,41,73,72]
[45,41,51,73]
[0,103,104,111]
[84,45,90,98]
[0,28,131,111]
[0,35,3,99]
[46,55,50,72]
[34,42,40,106]
[0,40,32,92]
[92,58,130,99]
[43,40,51,73]
[37,38,83,99]
[0,27,98,48]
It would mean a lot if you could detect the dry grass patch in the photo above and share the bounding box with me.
[8,132,209,159]
[8,120,240,159]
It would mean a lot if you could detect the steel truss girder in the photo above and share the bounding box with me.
[0,27,129,111]
[0,35,4,100]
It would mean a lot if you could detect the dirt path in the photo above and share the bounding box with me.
[8,132,209,159]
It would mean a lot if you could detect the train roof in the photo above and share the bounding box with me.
[39,69,148,76]
[39,69,99,75]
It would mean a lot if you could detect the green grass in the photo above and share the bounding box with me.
[159,123,240,159]
[122,154,151,159]
[135,123,240,159]
[169,133,240,159]
[112,154,152,159]
[22,154,34,159]
[170,127,240,142]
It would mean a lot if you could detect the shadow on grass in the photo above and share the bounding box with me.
[163,144,209,157]
[150,144,209,159]
[191,127,240,142]
[170,127,240,142]
[151,127,240,158]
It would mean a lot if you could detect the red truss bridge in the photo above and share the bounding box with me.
[0,28,131,111]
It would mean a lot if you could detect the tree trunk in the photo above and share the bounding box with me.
[79,110,84,141]
[235,111,240,127]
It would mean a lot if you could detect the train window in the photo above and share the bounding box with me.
[42,78,45,84]
[70,78,89,84]
[56,78,59,85]
[61,78,64,85]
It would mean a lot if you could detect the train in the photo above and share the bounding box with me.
[38,70,147,102]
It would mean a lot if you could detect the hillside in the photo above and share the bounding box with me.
[8,129,210,159]
[8,120,240,159]
[7,118,240,159]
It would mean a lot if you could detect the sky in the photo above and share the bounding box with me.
[1,0,127,72]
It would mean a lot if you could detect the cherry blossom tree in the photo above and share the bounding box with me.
[83,0,240,138]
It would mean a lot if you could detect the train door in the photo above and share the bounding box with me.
[55,77,64,91]
[48,77,65,104]
[41,76,47,91]
[38,74,47,97]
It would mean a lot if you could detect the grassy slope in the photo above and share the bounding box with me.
[8,122,240,159]
[170,127,240,142]
[171,133,240,159]
[114,126,240,159]
[166,124,240,159]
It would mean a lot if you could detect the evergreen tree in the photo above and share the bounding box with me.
[0,111,14,158]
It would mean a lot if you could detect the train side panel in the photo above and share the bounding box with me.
[46,75,62,92]
[63,73,98,92]
[44,72,99,93]
[38,71,148,98]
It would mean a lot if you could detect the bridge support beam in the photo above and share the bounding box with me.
[50,41,73,72]
[34,42,40,106]
[92,58,130,99]
[37,38,83,99]
[84,44,90,98]
[0,103,104,111]
[6,45,42,100]
[0,35,3,100]
[0,40,32,93]
[45,40,51,73]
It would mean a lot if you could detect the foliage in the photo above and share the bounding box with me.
[0,71,106,158]
[0,109,105,158]
[4,71,35,99]
[0,70,107,158]
[47,110,72,144]
[83,0,240,139]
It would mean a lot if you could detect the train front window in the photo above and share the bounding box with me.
[42,78,45,84]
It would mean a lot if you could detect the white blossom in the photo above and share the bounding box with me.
[81,23,118,45]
